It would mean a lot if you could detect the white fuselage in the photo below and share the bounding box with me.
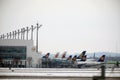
[76,59,104,67]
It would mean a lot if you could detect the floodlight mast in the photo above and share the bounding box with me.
[18,30,20,39]
[15,30,17,39]
[31,25,33,40]
[26,27,29,40]
[36,23,42,52]
[0,23,43,52]
[13,31,14,39]
[7,33,9,39]
[23,28,25,40]
[21,28,23,39]
[10,32,11,39]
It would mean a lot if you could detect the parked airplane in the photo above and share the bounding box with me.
[50,51,87,68]
[76,55,106,68]
[42,53,51,68]
[50,51,69,68]
[51,51,67,60]
[42,53,50,58]
[77,51,86,59]
[41,51,68,68]
[41,51,105,68]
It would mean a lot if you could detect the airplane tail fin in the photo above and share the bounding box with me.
[81,55,87,61]
[67,55,72,60]
[72,55,77,61]
[77,51,86,59]
[43,53,50,58]
[98,55,105,62]
[54,52,59,58]
[62,51,67,58]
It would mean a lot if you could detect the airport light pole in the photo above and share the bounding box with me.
[15,31,16,39]
[26,27,29,40]
[10,32,11,39]
[1,35,3,39]
[21,28,23,39]
[0,35,1,39]
[7,33,9,39]
[23,28,25,40]
[13,31,14,39]
[31,25,33,40]
[18,30,20,39]
[36,23,42,52]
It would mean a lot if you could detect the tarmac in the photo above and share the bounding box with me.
[0,68,120,80]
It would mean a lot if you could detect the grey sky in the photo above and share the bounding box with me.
[0,0,120,54]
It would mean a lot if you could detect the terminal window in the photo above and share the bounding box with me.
[0,46,26,60]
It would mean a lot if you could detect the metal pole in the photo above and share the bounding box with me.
[0,35,1,39]
[18,30,20,39]
[13,31,14,39]
[36,23,39,52]
[7,33,9,39]
[15,31,16,39]
[21,28,23,39]
[23,28,25,40]
[10,32,11,39]
[36,23,42,52]
[26,27,29,40]
[31,25,33,40]
[1,35,2,39]
[3,34,4,39]
[101,65,105,78]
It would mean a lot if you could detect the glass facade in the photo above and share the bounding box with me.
[0,46,26,60]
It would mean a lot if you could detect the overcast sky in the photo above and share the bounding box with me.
[0,0,120,54]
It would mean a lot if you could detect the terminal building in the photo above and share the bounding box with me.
[0,23,42,68]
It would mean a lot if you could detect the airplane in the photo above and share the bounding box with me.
[76,55,106,68]
[50,51,69,68]
[70,51,87,64]
[42,53,50,58]
[51,51,67,60]
[50,51,87,68]
[41,51,95,68]
[41,51,68,68]
[42,53,51,68]
[77,51,86,59]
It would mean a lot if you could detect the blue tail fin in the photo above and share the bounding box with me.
[98,55,105,62]
[67,55,72,60]
[72,55,77,61]
[81,55,87,61]
[43,53,50,58]
[77,51,86,59]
